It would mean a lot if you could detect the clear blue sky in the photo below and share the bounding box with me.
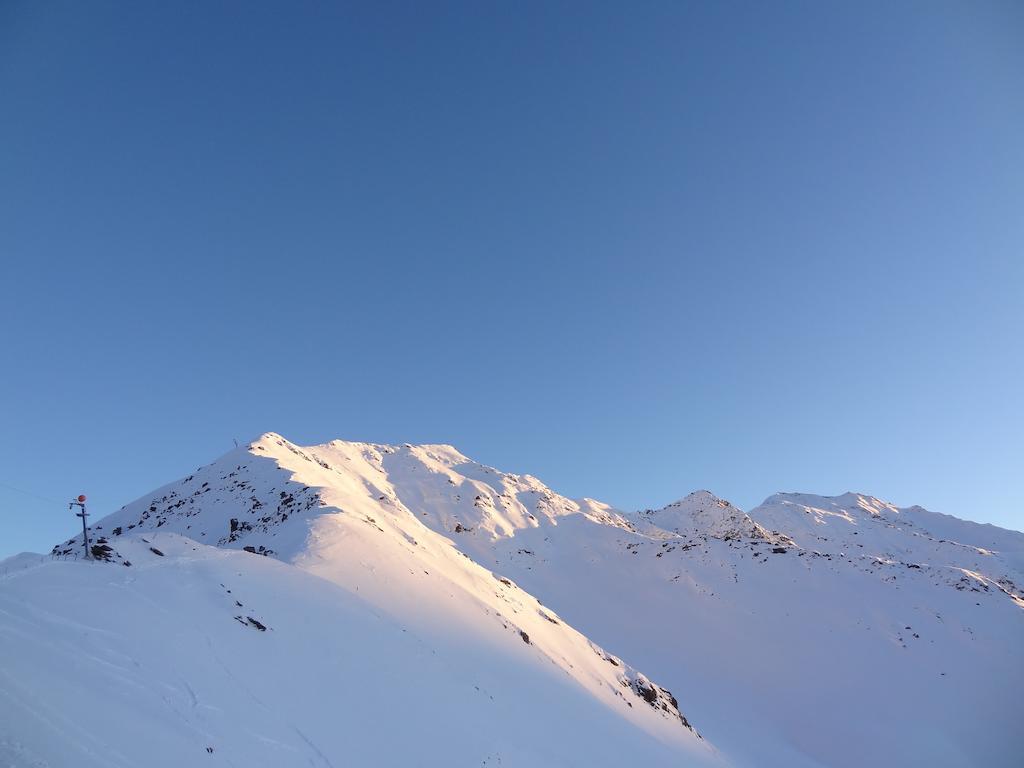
[1,1,1021,558]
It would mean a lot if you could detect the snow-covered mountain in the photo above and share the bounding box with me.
[2,433,1021,767]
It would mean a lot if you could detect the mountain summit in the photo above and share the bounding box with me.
[3,433,1021,767]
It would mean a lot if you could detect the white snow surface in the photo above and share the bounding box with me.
[3,432,1022,767]
[2,435,712,768]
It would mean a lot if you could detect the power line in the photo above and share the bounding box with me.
[0,481,63,506]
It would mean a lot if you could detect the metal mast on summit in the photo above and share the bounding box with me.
[70,494,90,559]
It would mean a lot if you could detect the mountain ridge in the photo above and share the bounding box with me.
[5,432,1021,767]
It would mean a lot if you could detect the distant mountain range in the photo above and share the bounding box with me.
[2,432,1020,767]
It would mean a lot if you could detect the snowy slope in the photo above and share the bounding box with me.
[2,434,716,768]
[491,500,1022,765]
[750,491,1024,595]
[4,433,1021,767]
[456,487,1024,768]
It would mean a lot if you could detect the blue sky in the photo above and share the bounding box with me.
[1,1,1021,558]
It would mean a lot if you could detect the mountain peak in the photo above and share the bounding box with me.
[248,430,289,447]
[754,491,901,525]
[637,491,787,543]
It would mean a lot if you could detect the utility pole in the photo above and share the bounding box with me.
[70,494,90,559]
